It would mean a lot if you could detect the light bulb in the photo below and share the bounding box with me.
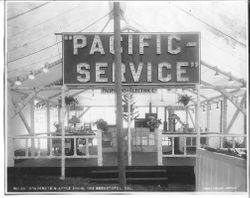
[15,77,22,85]
[43,67,49,73]
[214,71,220,77]
[28,72,35,80]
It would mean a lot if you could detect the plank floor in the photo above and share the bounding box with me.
[15,152,195,167]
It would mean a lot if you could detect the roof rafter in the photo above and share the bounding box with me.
[201,61,245,85]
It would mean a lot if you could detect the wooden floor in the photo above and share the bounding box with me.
[15,152,196,167]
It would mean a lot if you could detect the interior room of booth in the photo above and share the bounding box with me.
[6,1,247,158]
[9,87,246,133]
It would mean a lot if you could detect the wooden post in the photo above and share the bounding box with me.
[196,84,201,148]
[128,93,132,166]
[206,102,210,132]
[222,97,227,133]
[156,129,163,165]
[7,137,14,167]
[220,100,223,133]
[243,98,246,134]
[114,2,126,189]
[185,107,189,126]
[60,84,66,180]
[58,106,61,124]
[46,101,50,155]
[67,106,70,127]
[30,99,35,156]
[164,107,167,131]
[97,130,103,166]
[168,109,174,131]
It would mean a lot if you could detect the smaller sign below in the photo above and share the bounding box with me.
[101,87,158,94]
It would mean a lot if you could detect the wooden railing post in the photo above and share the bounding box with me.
[156,129,163,165]
[60,84,66,180]
[97,130,103,166]
[30,99,35,156]
[8,137,15,167]
[49,136,53,156]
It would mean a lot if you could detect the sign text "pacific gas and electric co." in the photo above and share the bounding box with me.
[63,33,200,86]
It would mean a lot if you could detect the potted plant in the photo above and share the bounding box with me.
[95,119,108,133]
[58,96,79,107]
[69,115,80,128]
[146,116,162,132]
[177,94,192,106]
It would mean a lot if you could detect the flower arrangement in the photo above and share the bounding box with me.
[146,116,162,131]
[95,119,108,133]
[177,94,192,106]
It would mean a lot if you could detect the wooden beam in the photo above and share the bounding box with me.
[127,93,132,166]
[187,88,243,107]
[114,2,126,189]
[58,106,61,124]
[202,79,246,115]
[186,89,208,99]
[60,85,67,179]
[11,97,32,134]
[201,60,245,85]
[46,101,51,154]
[206,102,210,132]
[48,89,87,101]
[226,95,246,133]
[185,108,189,125]
[187,109,195,128]
[11,86,61,91]
[221,97,227,133]
[77,107,91,119]
[71,89,87,97]
[200,85,244,89]
[48,90,67,100]
[11,89,57,105]
[217,88,246,115]
[195,84,201,148]
[11,88,40,119]
[30,99,35,156]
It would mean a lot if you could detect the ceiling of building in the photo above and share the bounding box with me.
[6,1,247,107]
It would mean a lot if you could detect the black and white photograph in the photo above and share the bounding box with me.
[4,0,248,195]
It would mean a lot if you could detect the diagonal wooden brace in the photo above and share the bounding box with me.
[217,89,246,115]
[11,88,40,119]
[201,80,246,115]
[11,98,32,134]
[77,107,91,119]
[226,94,246,132]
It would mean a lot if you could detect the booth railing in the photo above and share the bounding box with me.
[157,130,247,165]
[12,131,103,166]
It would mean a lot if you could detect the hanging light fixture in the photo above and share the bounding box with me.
[202,105,205,112]
[28,71,35,80]
[14,77,22,86]
[216,101,219,109]
[43,64,49,73]
[228,73,233,83]
[214,67,220,77]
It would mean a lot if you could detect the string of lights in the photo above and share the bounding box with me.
[12,10,112,87]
